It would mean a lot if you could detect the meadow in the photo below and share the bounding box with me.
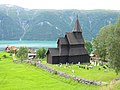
[0,52,100,90]
[47,62,120,82]
[0,51,120,90]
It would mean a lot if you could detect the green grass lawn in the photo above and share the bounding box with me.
[0,52,100,90]
[113,81,120,90]
[1,51,120,90]
[46,61,120,82]
[101,81,120,90]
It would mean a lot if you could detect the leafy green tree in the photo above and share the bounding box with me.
[36,48,46,59]
[2,55,7,58]
[108,18,120,75]
[93,17,120,74]
[16,47,28,62]
[85,41,93,54]
[92,25,112,63]
[41,48,46,59]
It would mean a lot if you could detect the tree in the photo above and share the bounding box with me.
[92,25,114,63]
[108,18,120,75]
[93,17,120,74]
[36,48,46,59]
[41,48,46,59]
[85,41,93,54]
[16,47,28,62]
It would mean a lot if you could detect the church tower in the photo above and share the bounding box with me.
[73,15,82,32]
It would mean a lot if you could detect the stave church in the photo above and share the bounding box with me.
[46,16,90,64]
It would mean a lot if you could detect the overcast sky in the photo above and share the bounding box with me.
[0,0,120,10]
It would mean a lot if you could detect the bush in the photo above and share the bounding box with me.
[52,70,57,75]
[16,47,28,62]
[36,48,46,59]
[2,55,7,58]
[10,53,12,56]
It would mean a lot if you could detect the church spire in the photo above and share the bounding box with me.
[73,15,82,32]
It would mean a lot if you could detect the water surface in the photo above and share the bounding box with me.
[0,41,57,51]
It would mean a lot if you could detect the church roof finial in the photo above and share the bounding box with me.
[76,15,78,19]
[73,15,82,32]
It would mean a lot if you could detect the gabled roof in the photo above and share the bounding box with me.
[73,15,82,32]
[66,32,84,45]
[47,48,59,56]
[57,37,68,45]
[69,47,88,56]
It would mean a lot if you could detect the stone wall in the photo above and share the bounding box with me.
[24,60,107,85]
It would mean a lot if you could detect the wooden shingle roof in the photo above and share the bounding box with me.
[47,48,59,56]
[57,37,68,45]
[66,32,84,45]
[73,15,82,32]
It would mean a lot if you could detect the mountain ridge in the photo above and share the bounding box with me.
[0,4,120,41]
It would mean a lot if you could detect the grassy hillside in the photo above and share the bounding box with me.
[47,63,120,82]
[101,81,120,90]
[0,52,100,90]
[1,51,120,90]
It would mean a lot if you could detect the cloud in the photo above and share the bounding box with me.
[0,0,120,10]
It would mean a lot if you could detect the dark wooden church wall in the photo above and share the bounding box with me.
[52,56,59,64]
[70,44,84,48]
[47,52,52,64]
[59,45,69,56]
[79,55,90,63]
[69,56,80,64]
[59,56,68,64]
[69,55,90,64]
[83,55,90,63]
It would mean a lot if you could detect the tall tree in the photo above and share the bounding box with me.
[93,17,120,74]
[36,48,46,59]
[92,25,114,62]
[16,47,28,62]
[108,18,120,74]
[85,41,93,54]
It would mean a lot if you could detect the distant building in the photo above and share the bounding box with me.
[28,48,36,53]
[28,53,36,60]
[28,48,36,60]
[47,16,90,64]
[5,46,17,53]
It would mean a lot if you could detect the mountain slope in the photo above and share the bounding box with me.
[0,11,23,40]
[0,5,119,41]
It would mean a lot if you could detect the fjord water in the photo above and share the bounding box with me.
[0,41,57,51]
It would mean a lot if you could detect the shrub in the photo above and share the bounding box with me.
[2,55,7,58]
[16,47,28,62]
[10,53,12,56]
[36,48,46,59]
[52,70,57,75]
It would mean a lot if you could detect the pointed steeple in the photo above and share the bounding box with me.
[73,15,82,32]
